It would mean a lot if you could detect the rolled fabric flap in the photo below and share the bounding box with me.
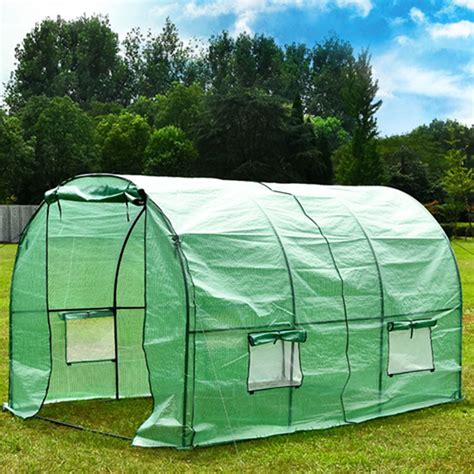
[248,328,307,346]
[387,319,437,332]
[44,183,145,206]
[59,309,114,321]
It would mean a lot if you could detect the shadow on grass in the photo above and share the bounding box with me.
[38,397,153,439]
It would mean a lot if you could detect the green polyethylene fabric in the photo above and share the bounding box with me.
[8,174,462,449]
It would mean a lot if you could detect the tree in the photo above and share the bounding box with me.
[379,120,474,180]
[344,50,382,139]
[335,134,385,185]
[196,91,326,183]
[281,43,311,102]
[308,35,354,127]
[144,126,198,176]
[135,19,191,97]
[16,96,96,202]
[154,83,205,136]
[6,15,127,110]
[127,96,163,127]
[309,116,350,184]
[0,110,34,203]
[386,146,432,202]
[206,32,284,95]
[288,95,330,183]
[249,34,284,94]
[207,31,235,93]
[442,148,474,228]
[88,100,123,118]
[196,92,291,180]
[333,50,384,185]
[96,112,151,174]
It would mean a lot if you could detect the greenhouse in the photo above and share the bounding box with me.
[6,174,462,448]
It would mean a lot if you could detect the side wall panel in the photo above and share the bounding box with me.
[133,203,189,448]
[8,205,50,417]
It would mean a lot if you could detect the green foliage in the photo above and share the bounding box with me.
[16,96,96,203]
[196,91,329,183]
[207,31,235,93]
[309,116,349,184]
[207,32,284,95]
[196,91,289,180]
[441,148,474,223]
[95,112,151,174]
[144,125,197,176]
[88,101,124,119]
[5,15,127,110]
[310,116,349,147]
[4,15,472,207]
[385,146,433,202]
[126,96,163,127]
[335,136,385,185]
[154,83,205,135]
[442,149,474,197]
[378,119,474,180]
[308,35,355,125]
[344,50,382,139]
[281,43,311,101]
[0,110,34,203]
[125,19,192,99]
[288,96,331,184]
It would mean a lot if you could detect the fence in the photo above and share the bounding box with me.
[0,205,38,243]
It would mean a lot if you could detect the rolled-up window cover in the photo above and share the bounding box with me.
[248,329,307,346]
[387,319,437,332]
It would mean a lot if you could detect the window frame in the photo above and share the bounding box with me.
[247,329,306,394]
[386,319,437,377]
[61,309,116,365]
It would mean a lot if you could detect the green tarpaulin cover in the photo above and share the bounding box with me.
[7,174,462,448]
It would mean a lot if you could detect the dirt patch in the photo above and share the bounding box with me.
[464,313,474,324]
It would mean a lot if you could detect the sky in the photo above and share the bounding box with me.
[0,0,473,135]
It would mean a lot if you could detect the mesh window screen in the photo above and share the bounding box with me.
[387,321,435,376]
[65,312,115,364]
[248,340,303,392]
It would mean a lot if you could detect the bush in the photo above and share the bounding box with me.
[456,222,474,238]
[440,222,473,239]
[144,125,197,176]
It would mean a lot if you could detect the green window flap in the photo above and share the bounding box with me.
[387,319,437,332]
[44,183,145,206]
[59,309,114,321]
[248,329,307,346]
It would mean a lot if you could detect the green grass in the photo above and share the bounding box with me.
[0,241,473,472]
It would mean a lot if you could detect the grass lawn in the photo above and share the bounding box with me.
[0,240,473,472]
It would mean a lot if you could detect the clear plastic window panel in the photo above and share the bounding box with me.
[66,316,115,364]
[388,326,435,376]
[248,340,303,392]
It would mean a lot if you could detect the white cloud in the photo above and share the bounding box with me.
[184,0,373,35]
[390,16,406,27]
[409,7,425,24]
[463,62,474,75]
[429,20,474,38]
[394,35,410,45]
[373,43,474,133]
[374,51,472,101]
[452,0,474,10]
[335,0,372,17]
[233,10,256,35]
